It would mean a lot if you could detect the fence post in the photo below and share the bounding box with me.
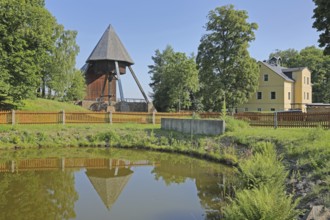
[11,110,15,125]
[109,111,113,124]
[274,112,278,129]
[152,110,156,125]
[61,110,65,125]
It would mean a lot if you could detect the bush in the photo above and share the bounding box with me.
[225,117,249,132]
[224,185,300,220]
[239,142,286,189]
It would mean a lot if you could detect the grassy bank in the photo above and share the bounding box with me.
[0,118,329,218]
[19,98,89,112]
[0,123,238,166]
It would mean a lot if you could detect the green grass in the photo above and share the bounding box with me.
[18,98,90,112]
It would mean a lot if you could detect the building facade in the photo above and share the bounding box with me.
[239,57,312,112]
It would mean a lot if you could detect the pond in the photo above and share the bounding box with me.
[0,148,237,220]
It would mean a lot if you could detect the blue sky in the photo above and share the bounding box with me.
[45,0,319,99]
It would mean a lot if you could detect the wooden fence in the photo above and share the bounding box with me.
[234,112,330,128]
[0,111,329,128]
[0,158,157,173]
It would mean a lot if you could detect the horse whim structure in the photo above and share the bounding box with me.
[81,25,151,112]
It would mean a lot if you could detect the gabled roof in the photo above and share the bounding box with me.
[87,25,134,65]
[261,61,295,82]
[282,67,305,72]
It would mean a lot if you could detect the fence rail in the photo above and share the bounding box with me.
[0,111,329,128]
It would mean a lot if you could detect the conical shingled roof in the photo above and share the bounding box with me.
[87,25,134,65]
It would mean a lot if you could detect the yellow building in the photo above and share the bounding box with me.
[239,57,312,112]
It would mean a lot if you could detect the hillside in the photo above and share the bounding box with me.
[19,98,90,112]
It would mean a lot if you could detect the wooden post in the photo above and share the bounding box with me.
[11,110,15,125]
[152,110,156,125]
[11,161,15,173]
[109,159,112,170]
[61,158,65,171]
[62,110,65,125]
[274,112,278,129]
[109,111,113,124]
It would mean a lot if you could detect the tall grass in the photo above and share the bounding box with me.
[225,142,301,220]
[238,142,286,189]
[225,185,300,220]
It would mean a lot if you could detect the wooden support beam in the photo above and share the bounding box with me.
[128,66,149,103]
[115,61,124,101]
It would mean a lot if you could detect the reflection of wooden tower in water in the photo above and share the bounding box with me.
[82,25,150,112]
[86,167,133,210]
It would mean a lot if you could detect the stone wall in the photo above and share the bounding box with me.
[161,118,225,135]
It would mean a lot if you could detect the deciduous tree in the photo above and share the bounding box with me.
[149,46,199,112]
[0,0,83,109]
[269,49,299,67]
[0,0,57,106]
[45,26,81,101]
[197,5,259,111]
[313,0,330,55]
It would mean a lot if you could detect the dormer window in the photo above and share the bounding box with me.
[268,57,282,66]
[264,74,269,81]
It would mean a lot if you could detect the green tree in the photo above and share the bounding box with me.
[197,5,259,112]
[65,69,86,101]
[46,26,81,101]
[313,0,330,55]
[269,48,299,67]
[149,45,199,112]
[296,46,330,103]
[0,0,57,106]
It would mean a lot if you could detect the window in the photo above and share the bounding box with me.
[304,92,306,99]
[257,108,262,112]
[307,92,309,100]
[288,92,291,100]
[257,92,262,100]
[307,77,310,85]
[284,72,293,79]
[271,108,275,111]
[245,108,248,112]
[271,92,276,99]
[263,74,269,81]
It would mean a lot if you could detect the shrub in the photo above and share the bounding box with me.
[224,185,301,220]
[239,142,286,189]
[225,117,249,132]
[96,130,119,146]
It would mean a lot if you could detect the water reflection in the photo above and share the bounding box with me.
[152,156,237,219]
[0,170,78,220]
[86,168,133,210]
[0,149,237,220]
